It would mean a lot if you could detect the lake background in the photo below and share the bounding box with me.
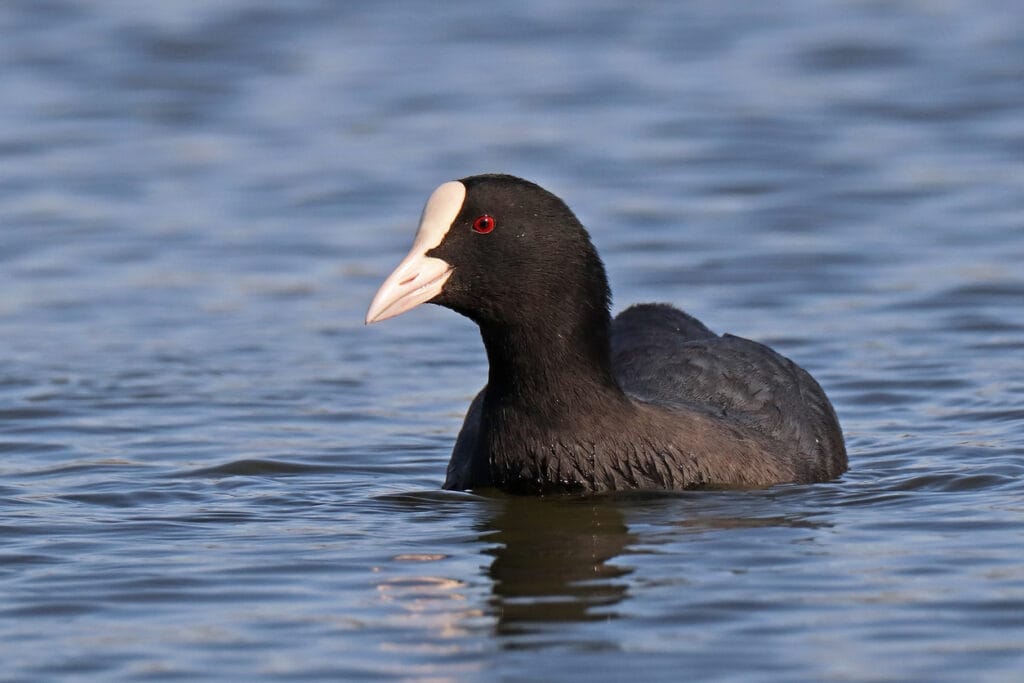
[2,1,1023,681]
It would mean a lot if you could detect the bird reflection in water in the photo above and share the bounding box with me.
[373,490,829,656]
[478,496,634,637]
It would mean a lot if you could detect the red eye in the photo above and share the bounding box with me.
[472,214,495,234]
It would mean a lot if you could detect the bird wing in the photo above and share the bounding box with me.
[610,304,843,471]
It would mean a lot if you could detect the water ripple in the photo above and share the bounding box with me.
[1,1,1023,681]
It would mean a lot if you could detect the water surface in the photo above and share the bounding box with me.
[2,1,1023,681]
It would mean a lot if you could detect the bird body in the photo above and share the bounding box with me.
[367,174,847,494]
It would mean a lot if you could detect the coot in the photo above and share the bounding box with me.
[366,174,847,494]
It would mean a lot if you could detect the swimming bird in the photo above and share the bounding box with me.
[366,174,847,494]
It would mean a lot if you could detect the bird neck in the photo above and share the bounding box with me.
[477,306,626,420]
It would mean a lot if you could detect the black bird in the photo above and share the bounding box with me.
[366,174,847,494]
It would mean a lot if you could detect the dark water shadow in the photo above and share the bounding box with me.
[472,496,634,644]
[467,488,837,647]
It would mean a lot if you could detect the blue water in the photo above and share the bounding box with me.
[2,1,1023,681]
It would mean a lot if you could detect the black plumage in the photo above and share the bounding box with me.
[369,174,847,494]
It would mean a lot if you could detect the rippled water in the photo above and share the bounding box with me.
[2,1,1023,680]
